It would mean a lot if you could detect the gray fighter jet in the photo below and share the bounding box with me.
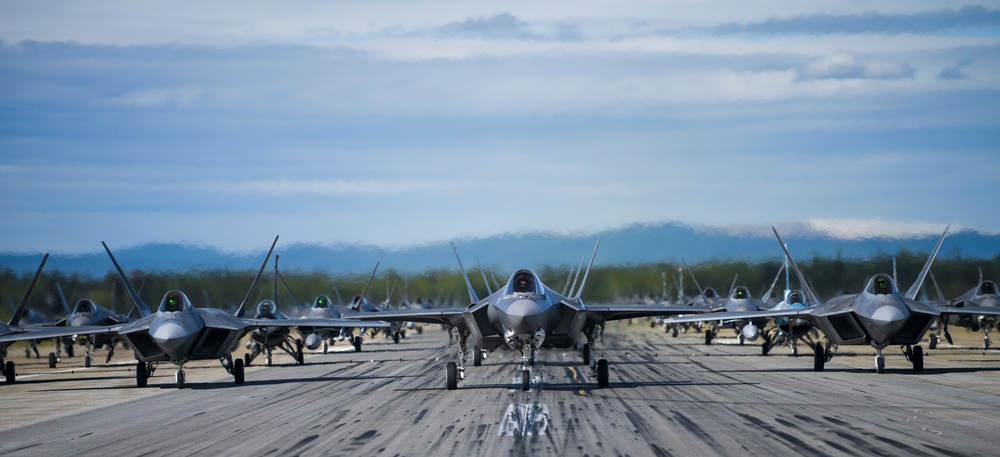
[936,277,1000,349]
[353,241,709,391]
[667,226,1000,373]
[102,236,390,388]
[48,284,130,368]
[299,262,382,353]
[1,254,117,384]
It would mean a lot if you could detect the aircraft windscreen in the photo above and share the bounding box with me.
[256,300,277,318]
[507,270,539,294]
[159,291,191,313]
[73,300,94,314]
[787,291,804,304]
[980,281,998,296]
[866,274,896,296]
[733,286,750,299]
[314,296,330,309]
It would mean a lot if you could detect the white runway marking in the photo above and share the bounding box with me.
[499,403,550,437]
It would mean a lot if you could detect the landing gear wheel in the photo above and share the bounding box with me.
[66,344,74,358]
[761,341,771,356]
[738,334,745,346]
[671,325,679,338]
[813,343,825,372]
[85,355,91,368]
[473,345,483,366]
[876,355,886,374]
[136,361,148,388]
[912,345,924,371]
[582,343,591,366]
[393,331,400,344]
[265,353,272,367]
[985,337,991,351]
[244,353,252,367]
[705,331,714,345]
[400,330,406,338]
[234,358,245,385]
[353,336,363,352]
[521,370,530,391]
[597,359,609,387]
[176,370,185,389]
[322,341,329,354]
[48,352,57,368]
[928,334,938,349]
[446,362,458,390]
[5,361,15,384]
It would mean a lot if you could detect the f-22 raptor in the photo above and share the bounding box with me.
[103,236,389,388]
[355,241,709,391]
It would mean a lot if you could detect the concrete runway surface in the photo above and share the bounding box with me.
[1,322,998,456]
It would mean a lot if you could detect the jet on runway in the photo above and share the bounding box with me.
[667,226,1000,373]
[102,236,390,389]
[352,241,709,391]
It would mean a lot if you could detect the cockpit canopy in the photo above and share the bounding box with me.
[313,295,332,309]
[703,288,717,298]
[506,269,541,295]
[158,290,192,313]
[732,286,751,300]
[72,299,95,314]
[865,274,898,296]
[979,281,998,296]
[786,290,805,305]
[256,299,278,317]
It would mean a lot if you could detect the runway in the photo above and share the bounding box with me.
[1,322,998,456]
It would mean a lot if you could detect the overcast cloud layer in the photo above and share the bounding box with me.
[1,1,998,254]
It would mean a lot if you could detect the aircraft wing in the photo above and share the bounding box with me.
[0,324,117,343]
[241,318,391,328]
[940,306,1000,317]
[587,304,713,322]
[665,308,816,325]
[344,308,468,327]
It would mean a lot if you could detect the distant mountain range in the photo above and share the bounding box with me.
[2,222,998,277]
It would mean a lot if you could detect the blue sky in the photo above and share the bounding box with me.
[1,1,998,254]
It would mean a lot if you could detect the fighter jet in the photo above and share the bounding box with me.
[936,277,1000,350]
[667,226,1000,373]
[352,241,709,391]
[1,254,117,384]
[299,263,382,353]
[47,284,130,369]
[102,236,390,388]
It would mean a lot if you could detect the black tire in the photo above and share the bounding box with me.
[671,326,679,338]
[521,370,530,391]
[928,334,938,350]
[446,362,457,390]
[597,359,609,387]
[85,355,91,368]
[416,327,423,335]
[176,371,185,389]
[5,361,15,384]
[393,331,400,344]
[876,356,885,374]
[136,361,148,388]
[813,343,825,372]
[354,336,362,352]
[705,331,713,345]
[400,330,406,339]
[582,343,591,366]
[244,353,252,367]
[48,352,57,369]
[762,342,771,356]
[66,344,74,358]
[912,345,924,371]
[234,358,245,385]
[473,346,483,366]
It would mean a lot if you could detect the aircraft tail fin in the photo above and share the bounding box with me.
[572,239,600,299]
[234,235,279,317]
[904,226,949,300]
[476,259,493,295]
[8,253,48,326]
[103,242,152,317]
[681,258,708,304]
[56,282,72,315]
[452,243,479,304]
[771,227,823,307]
[354,261,380,310]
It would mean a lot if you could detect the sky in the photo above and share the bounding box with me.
[1,1,998,255]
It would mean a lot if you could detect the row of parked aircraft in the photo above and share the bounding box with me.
[2,228,998,391]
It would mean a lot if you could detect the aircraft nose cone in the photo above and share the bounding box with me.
[871,304,909,323]
[150,318,197,356]
[506,299,544,334]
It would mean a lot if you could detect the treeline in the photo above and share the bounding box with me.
[1,252,998,320]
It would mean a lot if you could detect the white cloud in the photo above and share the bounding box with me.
[101,87,203,107]
[805,218,954,239]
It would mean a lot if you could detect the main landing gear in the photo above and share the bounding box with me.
[445,328,470,390]
[584,325,610,387]
[135,361,155,388]
[2,358,16,384]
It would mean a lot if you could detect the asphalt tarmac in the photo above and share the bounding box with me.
[1,322,998,456]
